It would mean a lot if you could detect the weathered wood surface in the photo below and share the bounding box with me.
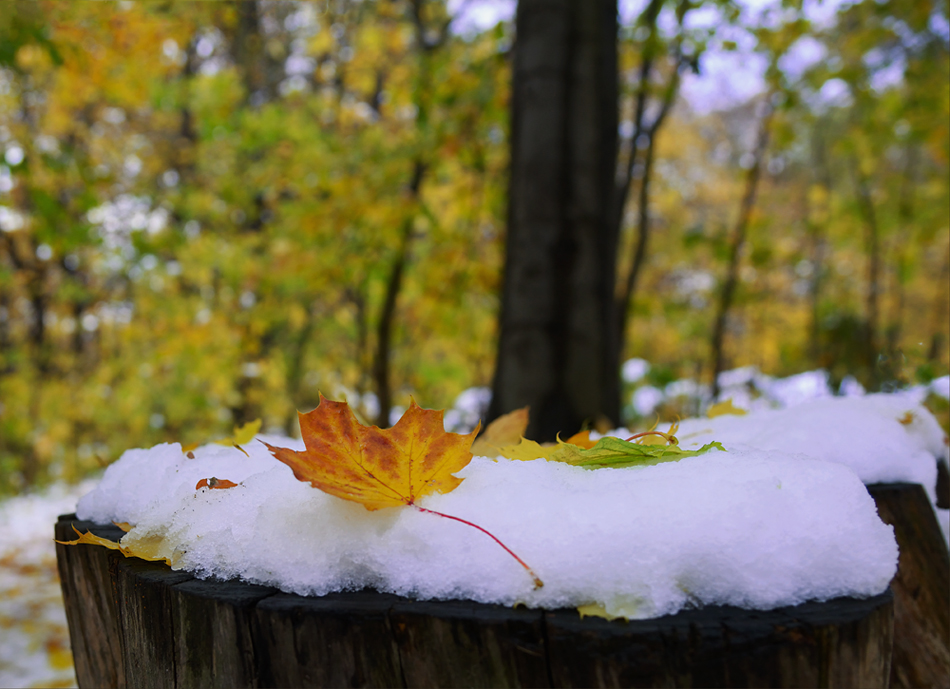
[868,482,950,689]
[56,513,895,688]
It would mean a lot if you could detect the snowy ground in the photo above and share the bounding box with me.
[0,481,94,689]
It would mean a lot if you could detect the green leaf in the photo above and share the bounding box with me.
[549,437,726,470]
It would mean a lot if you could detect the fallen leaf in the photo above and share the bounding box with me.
[708,399,747,418]
[577,602,625,621]
[215,419,262,447]
[897,411,914,425]
[549,437,725,470]
[492,437,559,462]
[196,477,238,490]
[113,522,132,532]
[264,395,479,511]
[564,430,597,449]
[55,526,124,554]
[265,396,542,588]
[56,524,172,565]
[471,407,529,457]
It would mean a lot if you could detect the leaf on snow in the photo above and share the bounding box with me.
[470,406,529,457]
[181,418,261,455]
[196,477,238,490]
[563,430,597,449]
[264,395,480,511]
[707,399,747,418]
[215,418,262,447]
[56,524,172,565]
[549,436,726,470]
[492,437,560,462]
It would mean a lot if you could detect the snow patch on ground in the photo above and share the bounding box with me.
[0,481,94,689]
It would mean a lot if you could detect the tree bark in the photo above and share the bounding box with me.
[490,0,619,440]
[56,513,896,689]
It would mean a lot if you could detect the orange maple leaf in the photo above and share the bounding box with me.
[263,395,480,511]
[265,395,543,588]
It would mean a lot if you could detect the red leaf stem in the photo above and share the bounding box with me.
[412,503,543,589]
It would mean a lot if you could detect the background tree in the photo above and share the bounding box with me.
[488,0,619,440]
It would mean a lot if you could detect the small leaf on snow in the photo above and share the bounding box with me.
[492,437,559,462]
[55,525,124,553]
[550,437,725,470]
[215,419,262,447]
[471,407,528,457]
[897,411,914,425]
[196,477,238,490]
[707,399,747,418]
[56,524,172,565]
[577,602,626,622]
[564,430,597,449]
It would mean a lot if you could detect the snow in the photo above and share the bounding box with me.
[931,375,950,400]
[77,427,898,620]
[675,393,946,501]
[0,481,93,689]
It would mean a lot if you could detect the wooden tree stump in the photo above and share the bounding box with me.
[56,514,894,688]
[867,482,950,689]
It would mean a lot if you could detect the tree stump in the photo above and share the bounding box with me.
[56,514,894,688]
[867,482,950,689]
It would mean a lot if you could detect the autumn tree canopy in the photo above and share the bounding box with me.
[0,0,947,492]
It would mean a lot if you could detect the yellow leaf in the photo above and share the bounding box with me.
[55,525,124,553]
[493,437,559,462]
[264,395,479,511]
[564,430,597,449]
[56,524,172,565]
[577,602,626,621]
[897,411,914,425]
[471,406,529,457]
[707,399,748,419]
[215,419,262,447]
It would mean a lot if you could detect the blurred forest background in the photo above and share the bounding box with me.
[0,0,947,494]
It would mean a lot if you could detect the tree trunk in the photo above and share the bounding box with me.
[867,483,950,688]
[56,514,896,689]
[490,0,619,440]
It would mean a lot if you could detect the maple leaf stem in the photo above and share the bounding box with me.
[411,504,544,589]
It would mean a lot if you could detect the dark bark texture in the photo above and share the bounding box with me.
[867,482,950,689]
[56,514,894,689]
[490,0,620,439]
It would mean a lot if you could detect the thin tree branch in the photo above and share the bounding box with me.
[710,100,773,401]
